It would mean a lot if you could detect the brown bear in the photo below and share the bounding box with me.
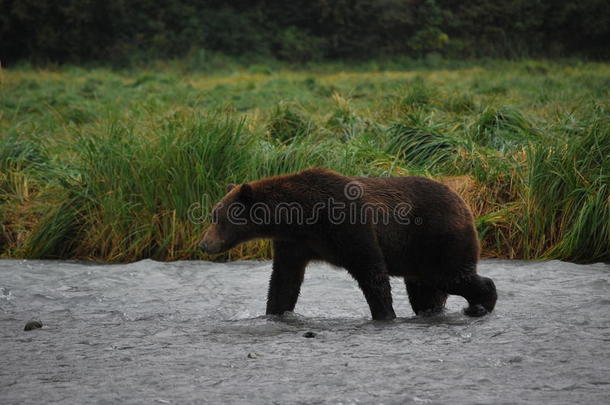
[199,168,497,320]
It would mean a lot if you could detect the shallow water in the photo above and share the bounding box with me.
[0,259,608,404]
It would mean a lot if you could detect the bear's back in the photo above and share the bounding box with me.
[357,176,473,226]
[355,175,479,277]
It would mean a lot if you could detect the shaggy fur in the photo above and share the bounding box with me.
[199,168,497,320]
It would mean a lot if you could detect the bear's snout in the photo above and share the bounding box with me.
[199,238,223,254]
[198,229,226,254]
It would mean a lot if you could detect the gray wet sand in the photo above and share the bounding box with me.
[0,259,609,404]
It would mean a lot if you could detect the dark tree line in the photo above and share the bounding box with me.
[1,0,609,65]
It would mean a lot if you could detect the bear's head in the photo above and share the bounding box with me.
[198,183,257,254]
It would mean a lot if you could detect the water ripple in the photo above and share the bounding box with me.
[0,259,608,404]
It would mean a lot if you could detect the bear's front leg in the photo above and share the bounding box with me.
[266,240,311,315]
[353,269,396,321]
[343,247,396,321]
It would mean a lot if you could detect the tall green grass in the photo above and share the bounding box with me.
[24,114,254,260]
[470,106,539,151]
[1,60,608,263]
[386,111,464,170]
[523,118,610,262]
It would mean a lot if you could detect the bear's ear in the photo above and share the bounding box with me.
[226,184,236,193]
[238,183,254,203]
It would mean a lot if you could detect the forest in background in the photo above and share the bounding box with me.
[1,3,608,263]
[1,0,610,66]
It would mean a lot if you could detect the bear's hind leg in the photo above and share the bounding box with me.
[405,280,448,316]
[446,275,497,317]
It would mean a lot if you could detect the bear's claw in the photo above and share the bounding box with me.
[463,304,489,317]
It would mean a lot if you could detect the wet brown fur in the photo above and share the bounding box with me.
[200,168,497,320]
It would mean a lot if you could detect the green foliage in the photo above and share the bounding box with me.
[28,114,255,260]
[23,195,87,259]
[1,60,608,263]
[442,93,477,113]
[1,0,609,66]
[470,106,539,151]
[274,27,325,63]
[267,104,315,144]
[523,118,610,262]
[0,134,47,173]
[386,113,460,169]
[407,0,449,54]
[402,77,435,108]
[0,133,48,199]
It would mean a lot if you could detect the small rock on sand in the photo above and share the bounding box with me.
[24,319,43,331]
